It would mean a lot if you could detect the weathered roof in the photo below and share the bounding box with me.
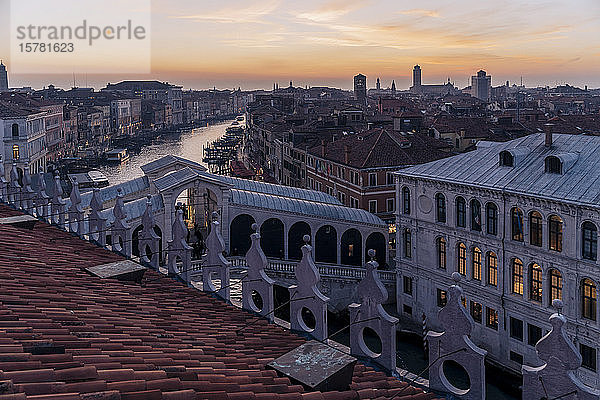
[230,189,385,226]
[0,203,436,400]
[398,133,600,206]
[207,173,341,205]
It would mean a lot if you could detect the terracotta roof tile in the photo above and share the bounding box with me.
[0,205,438,400]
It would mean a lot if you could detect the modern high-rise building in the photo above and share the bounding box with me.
[0,61,8,91]
[471,70,492,101]
[353,74,367,105]
[412,65,422,88]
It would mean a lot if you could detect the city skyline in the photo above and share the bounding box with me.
[0,0,599,90]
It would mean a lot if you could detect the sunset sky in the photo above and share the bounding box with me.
[1,0,599,90]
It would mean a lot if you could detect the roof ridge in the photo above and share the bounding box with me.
[361,129,386,168]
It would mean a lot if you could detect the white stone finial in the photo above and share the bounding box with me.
[427,277,487,399]
[50,173,66,227]
[289,235,329,340]
[349,250,398,371]
[138,195,160,269]
[552,298,564,314]
[68,178,84,235]
[88,187,107,245]
[303,234,310,244]
[202,211,231,300]
[111,187,131,256]
[522,300,598,400]
[167,208,193,283]
[243,220,275,320]
[451,272,462,283]
[0,158,7,203]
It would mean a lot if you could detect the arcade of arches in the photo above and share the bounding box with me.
[229,214,388,267]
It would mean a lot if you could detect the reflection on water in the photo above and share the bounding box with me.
[99,121,234,185]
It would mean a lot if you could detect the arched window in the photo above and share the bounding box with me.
[456,197,466,228]
[402,187,411,215]
[499,150,514,167]
[403,228,412,259]
[530,211,543,247]
[549,269,563,302]
[11,123,19,138]
[582,222,598,261]
[436,237,446,269]
[581,278,597,321]
[511,207,524,242]
[12,145,19,160]
[470,199,481,232]
[486,203,498,235]
[549,215,563,252]
[511,258,523,295]
[472,247,482,281]
[529,264,543,302]
[545,156,562,174]
[457,242,467,275]
[436,194,446,223]
[486,252,497,286]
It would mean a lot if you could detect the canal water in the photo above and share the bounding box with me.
[108,122,519,399]
[99,120,234,184]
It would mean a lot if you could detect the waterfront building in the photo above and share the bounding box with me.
[395,131,600,386]
[353,73,367,105]
[0,102,47,177]
[471,69,492,101]
[104,81,184,125]
[0,60,8,91]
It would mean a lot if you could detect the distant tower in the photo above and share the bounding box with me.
[391,80,396,94]
[353,73,367,105]
[289,80,293,88]
[376,77,381,91]
[412,65,422,87]
[0,61,8,91]
[471,70,491,101]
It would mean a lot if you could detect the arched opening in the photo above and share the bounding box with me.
[260,218,284,259]
[132,225,143,257]
[365,232,386,266]
[499,150,514,167]
[545,156,562,174]
[288,221,311,261]
[529,263,543,302]
[315,225,337,264]
[582,221,598,261]
[470,199,481,231]
[11,123,19,138]
[548,268,563,303]
[341,228,362,266]
[230,214,255,256]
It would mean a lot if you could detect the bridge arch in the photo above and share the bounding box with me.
[288,221,311,260]
[315,225,337,264]
[260,218,285,259]
[366,232,387,266]
[341,228,362,266]
[230,214,256,256]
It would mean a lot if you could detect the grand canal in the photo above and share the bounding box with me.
[98,120,234,185]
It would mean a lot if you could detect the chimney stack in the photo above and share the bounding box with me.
[544,123,554,147]
[344,145,350,164]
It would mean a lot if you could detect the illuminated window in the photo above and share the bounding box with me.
[472,247,482,281]
[530,264,543,302]
[457,242,467,275]
[487,252,497,286]
[549,269,563,302]
[511,258,523,295]
[486,307,498,330]
[582,278,597,321]
[12,145,19,160]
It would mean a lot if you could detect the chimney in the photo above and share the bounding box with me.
[321,139,326,157]
[344,145,350,164]
[544,123,554,147]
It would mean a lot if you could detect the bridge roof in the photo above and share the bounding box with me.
[230,188,385,227]
[206,173,341,204]
[100,194,164,225]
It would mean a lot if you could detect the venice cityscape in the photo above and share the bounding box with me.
[0,0,599,399]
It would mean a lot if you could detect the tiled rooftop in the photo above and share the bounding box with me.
[0,204,435,400]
